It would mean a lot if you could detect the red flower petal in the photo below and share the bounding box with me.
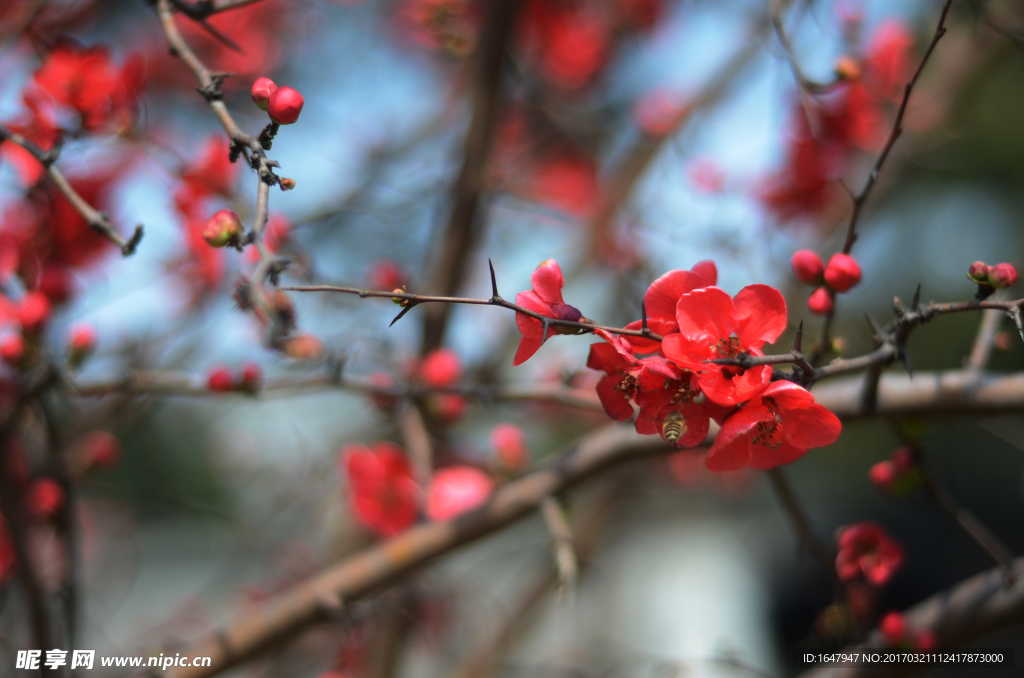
[675,287,737,343]
[767,382,842,450]
[596,373,635,420]
[622,317,676,354]
[705,403,770,471]
[587,340,634,372]
[699,364,771,406]
[746,439,808,470]
[513,336,544,366]
[733,284,787,349]
[530,258,565,305]
[644,269,703,323]
[690,260,718,288]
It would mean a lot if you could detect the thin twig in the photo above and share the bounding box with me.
[0,125,143,255]
[918,449,1016,582]
[767,468,845,599]
[539,496,578,593]
[169,0,266,21]
[967,307,1004,371]
[281,284,660,340]
[810,0,954,365]
[419,0,525,353]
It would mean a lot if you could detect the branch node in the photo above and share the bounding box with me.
[121,225,144,256]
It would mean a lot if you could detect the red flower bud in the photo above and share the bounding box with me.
[282,333,324,360]
[425,466,493,521]
[268,86,304,125]
[28,478,65,519]
[239,362,263,394]
[431,393,466,423]
[251,77,278,111]
[203,210,243,248]
[491,423,529,471]
[868,460,897,493]
[0,334,25,366]
[824,253,862,293]
[967,261,990,283]
[68,324,96,363]
[418,348,462,387]
[791,250,825,285]
[987,263,1017,289]
[880,611,906,646]
[79,431,121,470]
[17,291,51,335]
[207,366,235,392]
[833,55,862,81]
[807,287,833,315]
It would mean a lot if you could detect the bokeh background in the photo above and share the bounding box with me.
[1,0,1023,676]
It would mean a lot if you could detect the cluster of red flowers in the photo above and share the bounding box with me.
[791,250,862,316]
[761,20,915,223]
[340,441,494,538]
[514,259,841,471]
[0,37,147,327]
[835,521,904,586]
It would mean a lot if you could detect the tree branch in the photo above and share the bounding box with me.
[0,125,143,255]
[420,0,524,353]
[796,558,1024,678]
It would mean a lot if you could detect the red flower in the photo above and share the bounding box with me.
[622,260,717,353]
[526,151,598,217]
[180,136,238,198]
[587,329,709,447]
[835,521,904,586]
[78,431,122,471]
[425,466,493,521]
[33,39,144,132]
[491,423,529,471]
[343,442,419,537]
[880,611,906,646]
[368,259,407,292]
[513,259,584,366]
[28,478,65,519]
[705,381,841,471]
[417,348,462,386]
[0,91,61,186]
[662,284,786,406]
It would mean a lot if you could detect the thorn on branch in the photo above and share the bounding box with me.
[390,302,419,327]
[793,320,803,352]
[641,301,650,336]
[540,317,551,345]
[1010,306,1024,343]
[488,258,500,301]
[912,284,922,311]
[866,314,883,342]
